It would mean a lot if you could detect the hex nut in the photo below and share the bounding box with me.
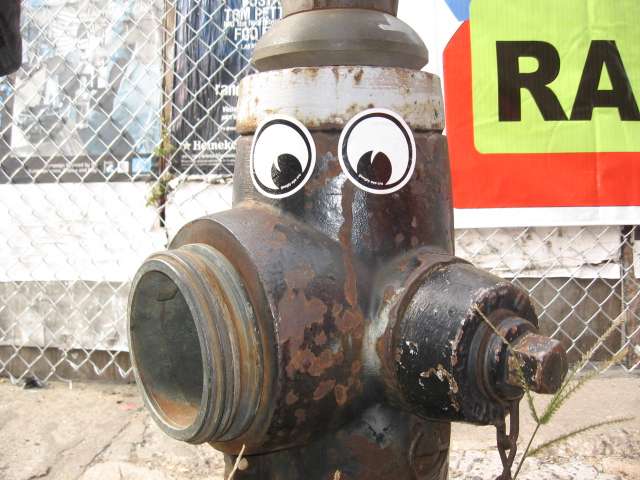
[508,333,568,394]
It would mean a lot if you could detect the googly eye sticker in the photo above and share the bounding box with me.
[250,115,316,199]
[339,108,416,194]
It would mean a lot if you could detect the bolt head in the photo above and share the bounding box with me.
[508,333,568,394]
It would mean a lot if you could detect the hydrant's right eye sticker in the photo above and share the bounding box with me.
[251,115,316,199]
[339,108,416,194]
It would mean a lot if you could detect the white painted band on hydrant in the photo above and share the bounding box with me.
[236,66,445,134]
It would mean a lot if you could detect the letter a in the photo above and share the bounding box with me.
[570,40,640,121]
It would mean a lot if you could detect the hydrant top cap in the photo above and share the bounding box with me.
[282,0,399,17]
[252,8,428,72]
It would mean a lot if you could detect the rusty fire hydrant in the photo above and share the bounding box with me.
[128,2,568,479]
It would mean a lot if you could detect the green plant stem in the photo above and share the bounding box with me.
[513,423,540,479]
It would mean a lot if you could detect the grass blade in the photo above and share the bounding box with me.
[528,417,633,457]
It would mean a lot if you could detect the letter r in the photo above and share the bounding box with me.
[496,41,568,121]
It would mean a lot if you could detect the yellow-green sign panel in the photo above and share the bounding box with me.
[470,0,640,154]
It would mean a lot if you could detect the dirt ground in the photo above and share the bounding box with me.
[451,367,640,480]
[0,367,638,480]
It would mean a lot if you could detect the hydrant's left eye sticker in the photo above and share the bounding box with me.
[251,115,316,199]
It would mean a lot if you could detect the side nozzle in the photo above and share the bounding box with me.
[387,262,569,425]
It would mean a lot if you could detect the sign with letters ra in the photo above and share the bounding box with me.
[444,0,640,209]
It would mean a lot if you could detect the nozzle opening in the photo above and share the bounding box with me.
[128,245,263,444]
[130,269,204,429]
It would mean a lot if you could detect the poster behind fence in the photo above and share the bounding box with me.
[394,0,640,227]
[0,0,163,183]
[171,0,281,176]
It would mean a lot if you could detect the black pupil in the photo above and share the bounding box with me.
[271,153,303,189]
[357,150,393,186]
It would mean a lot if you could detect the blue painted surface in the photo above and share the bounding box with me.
[444,0,471,20]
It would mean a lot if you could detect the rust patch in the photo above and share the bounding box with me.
[362,234,371,244]
[343,256,358,308]
[286,349,312,378]
[315,330,328,346]
[351,360,362,375]
[313,379,337,400]
[295,408,306,424]
[332,66,341,83]
[346,102,364,119]
[382,285,398,304]
[266,230,287,249]
[337,309,362,334]
[333,353,345,365]
[287,347,335,378]
[284,263,315,291]
[334,384,348,405]
[393,256,410,272]
[353,67,364,84]
[411,236,419,247]
[305,173,328,193]
[346,435,398,470]
[278,290,328,349]
[307,349,335,377]
[394,233,404,246]
[286,391,299,405]
[331,301,344,318]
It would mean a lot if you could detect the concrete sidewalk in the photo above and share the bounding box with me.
[0,368,638,480]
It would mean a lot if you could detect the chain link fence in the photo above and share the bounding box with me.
[0,0,638,384]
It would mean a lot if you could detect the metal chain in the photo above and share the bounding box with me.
[494,399,521,480]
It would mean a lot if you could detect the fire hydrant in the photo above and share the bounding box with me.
[128,1,568,478]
